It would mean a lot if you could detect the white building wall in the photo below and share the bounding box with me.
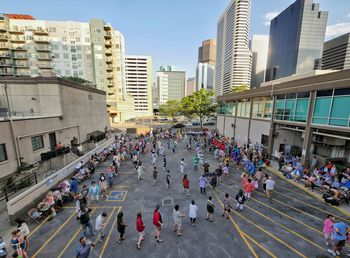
[250,35,269,88]
[234,117,249,146]
[249,120,270,145]
[196,63,215,91]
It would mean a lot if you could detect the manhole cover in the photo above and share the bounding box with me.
[162,197,174,206]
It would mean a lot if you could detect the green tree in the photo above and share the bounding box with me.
[158,100,180,120]
[181,89,216,128]
[179,96,195,120]
[231,84,249,93]
[64,76,95,88]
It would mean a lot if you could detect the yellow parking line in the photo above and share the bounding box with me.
[220,182,323,235]
[32,211,77,258]
[28,214,51,237]
[216,188,324,251]
[242,232,277,258]
[99,206,121,258]
[212,191,258,258]
[57,208,97,258]
[275,185,313,199]
[273,190,350,223]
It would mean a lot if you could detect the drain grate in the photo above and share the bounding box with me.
[162,197,174,206]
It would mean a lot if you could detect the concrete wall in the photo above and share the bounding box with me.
[235,118,249,146]
[272,128,304,157]
[217,115,225,134]
[223,116,235,139]
[249,120,271,145]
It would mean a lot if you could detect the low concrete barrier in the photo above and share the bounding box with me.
[7,136,116,223]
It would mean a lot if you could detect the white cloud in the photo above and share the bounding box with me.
[263,11,280,26]
[326,23,350,38]
[347,13,350,18]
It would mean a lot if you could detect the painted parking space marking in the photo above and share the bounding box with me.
[105,190,127,202]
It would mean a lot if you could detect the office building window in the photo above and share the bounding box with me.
[275,92,309,122]
[31,135,44,151]
[252,97,272,120]
[0,144,7,162]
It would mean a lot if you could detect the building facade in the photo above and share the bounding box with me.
[0,77,110,179]
[250,35,269,88]
[198,39,216,65]
[215,0,252,95]
[265,0,328,81]
[125,55,153,118]
[321,33,350,70]
[196,63,214,91]
[186,77,196,96]
[157,66,186,105]
[217,70,350,167]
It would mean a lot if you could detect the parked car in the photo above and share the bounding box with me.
[192,121,200,126]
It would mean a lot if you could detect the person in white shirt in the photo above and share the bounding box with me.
[180,159,185,174]
[95,212,107,242]
[265,176,275,199]
[189,200,198,226]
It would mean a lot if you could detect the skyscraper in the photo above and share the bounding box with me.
[265,0,328,81]
[157,66,186,105]
[125,55,153,118]
[198,39,216,65]
[215,0,252,96]
[321,33,350,70]
[250,35,269,88]
[196,63,214,91]
[186,77,196,96]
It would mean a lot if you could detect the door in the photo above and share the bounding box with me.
[49,132,57,150]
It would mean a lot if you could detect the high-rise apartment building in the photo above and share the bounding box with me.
[186,77,196,96]
[196,63,214,91]
[0,14,133,122]
[250,35,269,88]
[215,0,252,96]
[265,0,328,81]
[198,39,216,65]
[125,55,153,118]
[321,33,350,70]
[157,66,186,105]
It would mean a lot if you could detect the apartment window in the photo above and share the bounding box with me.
[76,37,80,42]
[64,53,69,59]
[62,37,67,42]
[79,71,84,76]
[115,44,120,49]
[77,54,82,59]
[49,27,56,33]
[0,144,7,162]
[31,135,44,151]
[72,55,77,61]
[53,53,60,58]
[70,41,75,45]
[65,70,70,76]
[85,37,90,43]
[69,32,75,37]
[71,46,76,53]
[51,44,58,50]
[94,28,101,33]
[76,46,81,51]
[63,45,68,51]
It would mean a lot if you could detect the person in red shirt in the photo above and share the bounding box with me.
[136,212,145,249]
[182,174,190,196]
[153,205,163,243]
[243,178,255,200]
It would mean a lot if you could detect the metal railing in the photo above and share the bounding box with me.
[2,172,38,202]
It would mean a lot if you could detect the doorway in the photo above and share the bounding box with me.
[49,132,57,150]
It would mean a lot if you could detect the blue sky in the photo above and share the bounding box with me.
[2,0,350,78]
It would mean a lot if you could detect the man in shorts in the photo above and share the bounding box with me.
[328,221,348,256]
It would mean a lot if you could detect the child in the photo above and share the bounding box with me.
[235,190,246,212]
[223,165,229,178]
[323,214,335,247]
[99,177,108,199]
[243,178,254,200]
[206,196,215,222]
[182,174,190,195]
[189,200,198,226]
[166,170,171,190]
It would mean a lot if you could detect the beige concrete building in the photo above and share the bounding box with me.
[198,39,216,66]
[0,77,110,179]
[186,77,196,96]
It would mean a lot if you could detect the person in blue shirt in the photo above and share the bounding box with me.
[76,236,95,258]
[328,221,349,256]
[70,178,78,196]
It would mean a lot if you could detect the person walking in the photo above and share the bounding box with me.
[76,236,95,258]
[95,212,107,243]
[153,205,163,243]
[262,174,269,192]
[235,190,246,212]
[117,211,127,244]
[163,155,167,171]
[180,158,185,174]
[14,218,30,249]
[173,205,185,236]
[265,176,275,199]
[136,212,145,249]
[99,177,108,199]
[137,162,144,181]
[10,230,28,258]
[243,178,254,200]
[206,196,215,222]
[199,174,208,195]
[193,155,199,171]
[77,204,94,237]
[323,214,335,247]
[216,165,223,182]
[210,173,217,189]
[328,221,349,256]
[182,174,190,195]
[153,167,158,186]
[189,200,198,226]
[222,193,234,219]
[152,152,157,166]
[89,181,100,203]
[166,170,171,190]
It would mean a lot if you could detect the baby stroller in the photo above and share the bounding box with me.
[323,190,340,206]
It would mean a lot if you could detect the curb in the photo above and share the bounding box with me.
[265,166,350,217]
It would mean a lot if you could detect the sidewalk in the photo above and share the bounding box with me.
[265,161,350,216]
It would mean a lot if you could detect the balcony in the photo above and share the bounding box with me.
[107,73,114,79]
[37,63,52,69]
[104,25,112,31]
[0,35,8,41]
[10,36,26,43]
[106,57,113,64]
[0,52,11,58]
[13,61,29,68]
[104,32,112,39]
[36,54,52,60]
[9,29,25,35]
[11,46,26,51]
[35,46,50,52]
[0,43,9,50]
[105,49,112,56]
[0,69,13,75]
[106,65,113,71]
[107,83,114,88]
[105,41,112,48]
[13,53,29,59]
[0,25,7,32]
[33,36,49,43]
[14,69,30,76]
[0,60,12,67]
[33,29,49,35]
